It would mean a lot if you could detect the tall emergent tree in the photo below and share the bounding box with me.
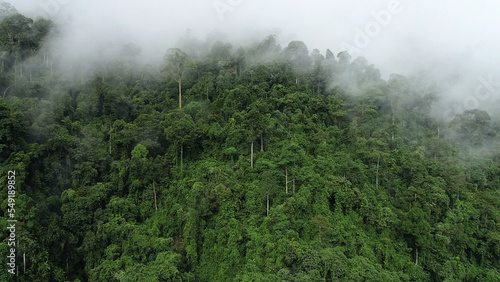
[164,48,190,109]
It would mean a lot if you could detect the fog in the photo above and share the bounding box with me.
[7,0,500,118]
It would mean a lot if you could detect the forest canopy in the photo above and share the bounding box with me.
[0,9,500,282]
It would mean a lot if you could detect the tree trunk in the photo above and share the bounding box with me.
[376,156,380,189]
[251,141,254,168]
[181,143,183,172]
[285,168,288,194]
[415,248,419,265]
[109,126,113,154]
[391,100,395,140]
[391,100,396,125]
[3,85,12,98]
[179,78,182,109]
[153,180,158,210]
[266,194,269,216]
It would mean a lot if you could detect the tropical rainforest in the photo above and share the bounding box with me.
[1,7,500,282]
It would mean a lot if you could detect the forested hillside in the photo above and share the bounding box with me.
[1,10,500,282]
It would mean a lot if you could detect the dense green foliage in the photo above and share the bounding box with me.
[1,11,500,282]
